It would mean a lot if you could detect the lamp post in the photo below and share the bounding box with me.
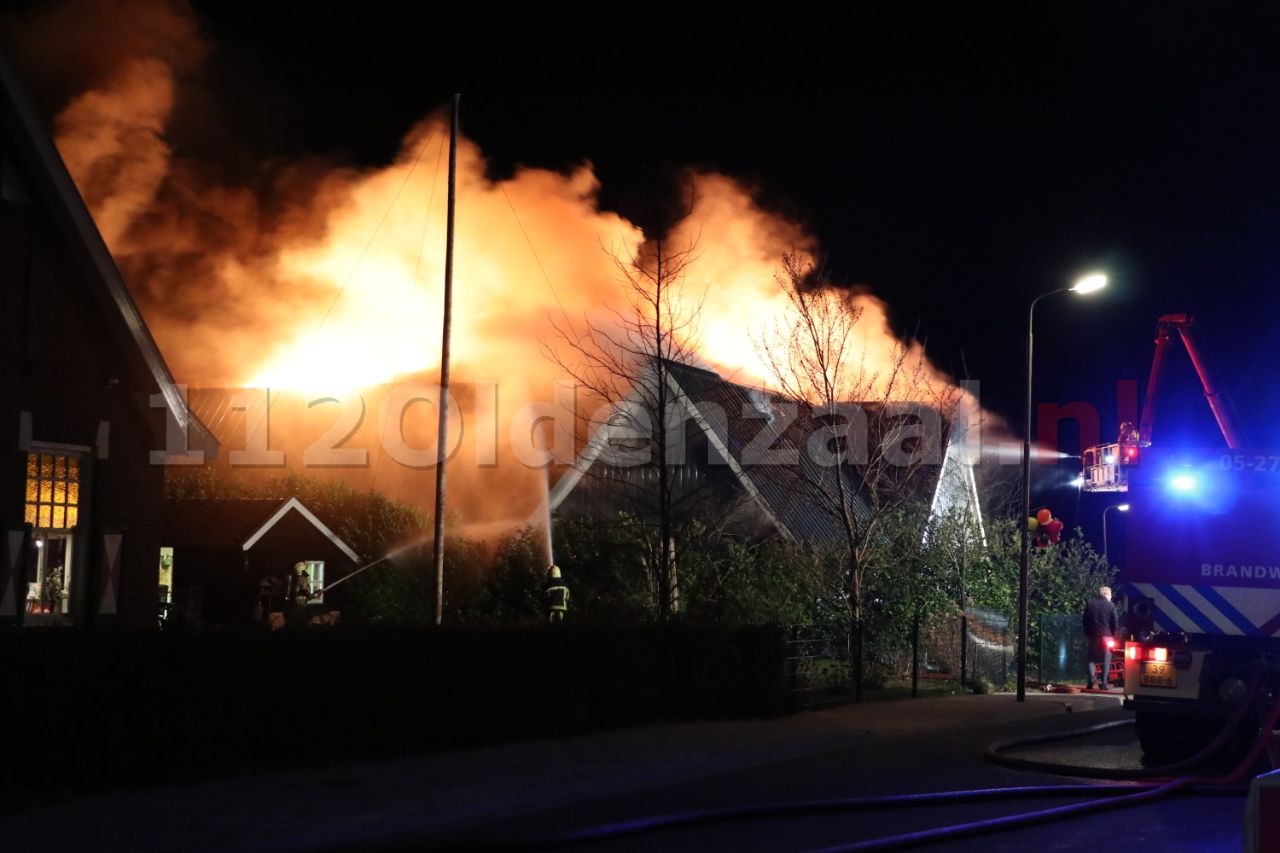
[1103,503,1130,566]
[1017,271,1107,702]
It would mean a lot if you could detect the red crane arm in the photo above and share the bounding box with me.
[1136,320,1176,446]
[1137,314,1245,449]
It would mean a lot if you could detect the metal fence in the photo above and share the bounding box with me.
[920,612,1105,688]
[1038,613,1090,685]
[920,608,1014,688]
[960,608,1014,687]
[784,608,1015,698]
[783,624,849,700]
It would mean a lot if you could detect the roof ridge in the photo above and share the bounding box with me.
[0,47,218,459]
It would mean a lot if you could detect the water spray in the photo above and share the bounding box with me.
[535,419,555,568]
[315,536,431,594]
[540,466,555,568]
[986,439,1078,464]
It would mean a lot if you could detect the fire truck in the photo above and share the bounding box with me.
[1081,313,1244,493]
[1082,315,1280,761]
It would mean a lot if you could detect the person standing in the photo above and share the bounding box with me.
[1083,585,1120,689]
[544,565,570,623]
[292,562,311,606]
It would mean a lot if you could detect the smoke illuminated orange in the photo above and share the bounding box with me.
[9,0,997,533]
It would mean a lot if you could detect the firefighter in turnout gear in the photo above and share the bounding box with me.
[292,562,311,606]
[544,565,570,623]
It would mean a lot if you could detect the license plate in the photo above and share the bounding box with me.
[1139,661,1177,688]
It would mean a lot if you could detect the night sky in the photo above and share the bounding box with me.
[183,5,1280,409]
[10,2,1280,536]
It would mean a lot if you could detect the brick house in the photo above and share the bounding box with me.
[0,51,218,629]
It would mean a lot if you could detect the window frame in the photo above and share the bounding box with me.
[305,560,325,604]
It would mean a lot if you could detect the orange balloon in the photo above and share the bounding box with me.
[1036,508,1052,525]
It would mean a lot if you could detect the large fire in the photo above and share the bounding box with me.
[3,0,991,535]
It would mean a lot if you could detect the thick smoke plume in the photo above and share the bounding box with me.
[2,0,999,537]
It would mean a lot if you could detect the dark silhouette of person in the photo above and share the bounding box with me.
[1083,585,1120,689]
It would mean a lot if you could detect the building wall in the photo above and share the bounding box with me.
[168,512,357,627]
[1,152,168,630]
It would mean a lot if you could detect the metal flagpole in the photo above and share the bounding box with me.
[432,93,460,625]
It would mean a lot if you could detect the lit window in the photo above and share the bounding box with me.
[24,452,80,531]
[27,535,72,619]
[305,560,325,603]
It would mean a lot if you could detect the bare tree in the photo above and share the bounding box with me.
[755,252,968,699]
[919,502,983,686]
[544,195,718,619]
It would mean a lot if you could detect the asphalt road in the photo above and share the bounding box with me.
[422,697,1253,853]
[1,692,1263,853]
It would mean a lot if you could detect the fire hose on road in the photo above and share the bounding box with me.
[418,668,1280,853]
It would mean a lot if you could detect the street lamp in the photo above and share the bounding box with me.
[1017,271,1108,702]
[1103,503,1130,566]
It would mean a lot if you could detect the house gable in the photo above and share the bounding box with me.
[163,497,360,627]
[550,358,983,546]
[0,49,216,459]
[242,497,361,563]
[0,49,219,629]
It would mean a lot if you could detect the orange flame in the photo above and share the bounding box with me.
[9,0,998,531]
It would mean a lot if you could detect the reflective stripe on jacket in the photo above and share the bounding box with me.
[544,583,570,611]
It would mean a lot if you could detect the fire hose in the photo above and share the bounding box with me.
[374,668,1279,852]
[985,658,1270,780]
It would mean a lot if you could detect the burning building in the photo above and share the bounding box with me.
[1,0,1007,610]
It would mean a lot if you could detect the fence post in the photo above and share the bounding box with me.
[910,607,920,698]
[1035,613,1041,688]
[787,625,799,702]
